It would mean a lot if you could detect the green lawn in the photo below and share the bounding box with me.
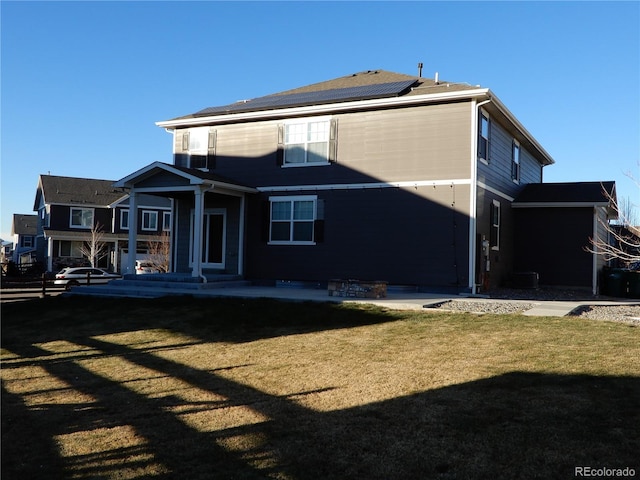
[2,296,639,479]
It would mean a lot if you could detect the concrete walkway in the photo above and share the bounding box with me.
[62,283,640,318]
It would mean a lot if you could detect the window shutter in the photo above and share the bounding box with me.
[314,220,325,243]
[207,129,217,170]
[276,124,284,166]
[261,201,271,242]
[181,130,190,152]
[314,199,325,243]
[328,118,338,163]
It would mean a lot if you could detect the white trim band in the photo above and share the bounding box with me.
[257,178,471,193]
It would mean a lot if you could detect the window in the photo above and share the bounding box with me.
[269,196,317,244]
[490,200,500,250]
[22,236,33,248]
[70,208,93,228]
[179,127,216,169]
[478,111,490,163]
[511,140,521,182]
[142,211,158,231]
[58,241,83,257]
[163,211,171,231]
[120,210,129,230]
[281,119,333,166]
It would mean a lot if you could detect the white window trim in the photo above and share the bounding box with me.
[186,126,209,156]
[491,199,501,251]
[268,195,317,245]
[141,210,158,231]
[120,209,129,230]
[163,211,171,231]
[188,208,226,268]
[512,139,521,184]
[478,110,490,165]
[282,116,331,168]
[69,207,94,229]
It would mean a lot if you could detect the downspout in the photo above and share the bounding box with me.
[469,98,492,295]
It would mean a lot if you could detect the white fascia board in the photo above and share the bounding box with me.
[155,89,491,129]
[256,178,471,193]
[488,92,555,166]
[512,201,610,208]
[114,161,206,188]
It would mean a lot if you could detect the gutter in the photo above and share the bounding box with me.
[156,88,491,129]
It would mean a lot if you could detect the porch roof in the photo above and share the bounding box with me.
[512,181,617,217]
[113,162,257,195]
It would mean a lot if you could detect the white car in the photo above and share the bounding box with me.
[55,267,122,290]
[135,260,158,274]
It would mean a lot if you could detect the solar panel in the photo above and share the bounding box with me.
[194,79,417,117]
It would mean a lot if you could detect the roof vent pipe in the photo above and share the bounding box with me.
[418,62,423,78]
[435,72,439,84]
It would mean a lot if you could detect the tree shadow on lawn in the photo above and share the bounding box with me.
[2,296,639,479]
[0,295,402,346]
[3,340,639,478]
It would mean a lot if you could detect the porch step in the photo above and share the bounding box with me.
[63,276,252,299]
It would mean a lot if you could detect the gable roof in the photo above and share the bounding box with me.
[513,181,617,214]
[34,175,127,210]
[156,69,555,167]
[11,214,37,236]
[169,70,480,120]
[114,162,257,194]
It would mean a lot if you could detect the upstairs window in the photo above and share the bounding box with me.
[120,210,129,230]
[478,111,490,163]
[490,200,501,250]
[142,211,158,231]
[511,140,521,182]
[269,196,317,244]
[177,127,216,170]
[70,208,93,229]
[278,118,337,167]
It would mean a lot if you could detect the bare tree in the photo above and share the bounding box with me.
[587,181,640,265]
[145,231,170,273]
[79,222,109,267]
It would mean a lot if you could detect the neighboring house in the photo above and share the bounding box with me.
[11,214,37,265]
[115,69,616,293]
[33,174,171,273]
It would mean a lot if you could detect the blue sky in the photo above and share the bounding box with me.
[1,1,639,241]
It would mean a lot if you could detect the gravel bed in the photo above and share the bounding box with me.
[570,305,640,325]
[427,300,538,315]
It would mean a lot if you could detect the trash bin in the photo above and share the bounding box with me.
[606,271,626,298]
[626,271,640,298]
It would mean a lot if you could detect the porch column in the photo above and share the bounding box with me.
[47,236,53,272]
[127,190,138,275]
[238,194,245,276]
[192,187,205,278]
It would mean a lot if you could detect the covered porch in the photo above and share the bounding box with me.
[114,162,257,280]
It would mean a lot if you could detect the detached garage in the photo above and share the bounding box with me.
[512,181,617,294]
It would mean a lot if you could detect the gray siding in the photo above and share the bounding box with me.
[246,184,471,290]
[183,100,473,188]
[477,116,543,199]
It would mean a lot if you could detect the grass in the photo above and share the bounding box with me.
[2,295,639,479]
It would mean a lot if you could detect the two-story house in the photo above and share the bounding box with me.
[33,174,171,273]
[10,214,37,266]
[115,70,615,294]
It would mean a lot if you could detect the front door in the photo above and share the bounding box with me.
[191,208,226,269]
